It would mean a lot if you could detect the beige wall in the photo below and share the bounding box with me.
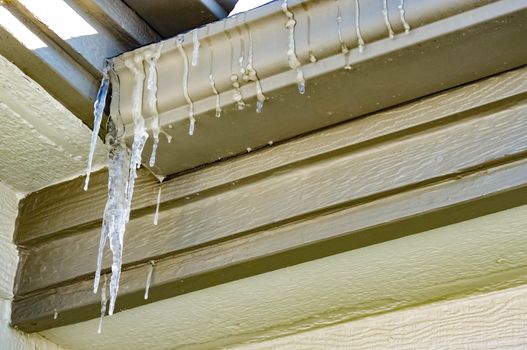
[0,182,65,349]
[231,284,527,350]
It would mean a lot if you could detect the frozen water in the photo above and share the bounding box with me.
[176,36,196,135]
[84,61,110,191]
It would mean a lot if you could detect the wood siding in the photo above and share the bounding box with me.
[12,65,527,331]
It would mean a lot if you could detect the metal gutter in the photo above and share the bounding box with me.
[111,0,527,178]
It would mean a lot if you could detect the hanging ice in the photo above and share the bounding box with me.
[84,61,110,191]
[335,1,349,55]
[382,0,395,38]
[245,25,266,113]
[146,43,163,167]
[144,261,155,300]
[208,40,222,117]
[355,0,365,53]
[398,0,411,33]
[191,29,200,66]
[176,36,196,135]
[300,1,317,63]
[153,186,162,225]
[98,275,108,334]
[282,0,305,94]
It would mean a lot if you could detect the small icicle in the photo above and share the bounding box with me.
[207,38,222,118]
[98,275,108,334]
[144,261,155,300]
[282,0,305,94]
[176,36,196,135]
[191,29,200,66]
[84,61,110,191]
[236,24,246,79]
[230,74,246,110]
[355,0,365,53]
[146,43,164,167]
[53,309,58,320]
[382,0,395,38]
[160,128,173,143]
[245,22,266,113]
[398,0,411,33]
[300,1,317,63]
[153,186,162,225]
[336,1,349,55]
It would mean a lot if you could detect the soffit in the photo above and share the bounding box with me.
[0,54,106,194]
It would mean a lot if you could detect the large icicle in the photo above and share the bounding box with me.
[102,54,149,316]
[146,43,163,167]
[84,61,110,191]
[281,0,305,95]
[93,65,129,297]
[176,36,196,135]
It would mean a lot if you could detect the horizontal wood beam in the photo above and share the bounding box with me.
[16,65,527,244]
[11,65,527,331]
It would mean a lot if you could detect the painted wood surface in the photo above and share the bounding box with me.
[12,65,527,331]
[40,205,527,349]
[229,284,527,350]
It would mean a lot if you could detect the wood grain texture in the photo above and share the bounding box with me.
[16,97,527,295]
[15,65,527,243]
[13,157,527,332]
[229,284,527,350]
[38,205,527,350]
[13,66,527,332]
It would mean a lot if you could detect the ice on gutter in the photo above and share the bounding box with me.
[83,0,523,332]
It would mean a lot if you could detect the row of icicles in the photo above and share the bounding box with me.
[81,0,412,333]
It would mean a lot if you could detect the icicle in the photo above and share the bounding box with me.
[224,19,246,109]
[208,39,222,118]
[336,1,349,55]
[398,0,411,33]
[144,261,155,300]
[245,22,266,113]
[382,0,395,38]
[176,36,196,135]
[236,16,246,79]
[191,29,200,66]
[146,43,163,167]
[282,0,305,94]
[160,128,173,143]
[84,61,110,191]
[98,275,108,334]
[153,186,161,225]
[93,65,129,297]
[300,1,317,63]
[354,0,365,53]
[102,54,149,316]
[53,309,58,320]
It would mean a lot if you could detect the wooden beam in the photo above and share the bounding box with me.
[12,159,527,332]
[11,65,527,331]
[15,65,527,244]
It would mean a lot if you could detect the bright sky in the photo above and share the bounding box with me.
[229,0,275,16]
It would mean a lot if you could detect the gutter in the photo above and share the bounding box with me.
[111,0,527,178]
